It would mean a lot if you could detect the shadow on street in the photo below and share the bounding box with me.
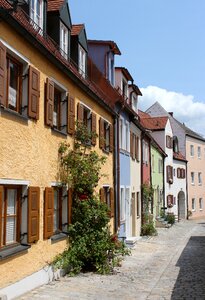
[171,235,205,299]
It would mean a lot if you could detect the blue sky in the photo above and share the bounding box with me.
[69,0,205,135]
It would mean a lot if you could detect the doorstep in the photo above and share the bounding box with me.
[125,236,142,247]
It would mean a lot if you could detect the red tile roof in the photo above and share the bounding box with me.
[71,24,84,36]
[138,110,151,118]
[140,117,168,130]
[173,152,187,162]
[47,0,64,12]
[88,40,121,55]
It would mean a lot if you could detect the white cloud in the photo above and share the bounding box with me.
[139,85,205,136]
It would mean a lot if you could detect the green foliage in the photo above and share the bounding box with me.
[53,197,129,275]
[141,222,157,236]
[165,213,175,225]
[54,122,129,275]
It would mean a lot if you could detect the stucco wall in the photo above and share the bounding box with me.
[186,136,205,218]
[0,22,114,288]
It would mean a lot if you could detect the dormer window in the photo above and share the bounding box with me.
[173,136,179,153]
[122,79,128,101]
[60,21,68,59]
[132,94,138,112]
[79,45,86,77]
[108,56,114,85]
[30,0,43,29]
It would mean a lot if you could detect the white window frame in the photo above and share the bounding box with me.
[120,187,125,222]
[30,0,44,29]
[79,45,86,78]
[132,94,138,112]
[60,21,68,59]
[198,172,202,185]
[198,146,201,159]
[192,198,196,211]
[191,172,195,185]
[199,198,203,210]
[190,145,194,157]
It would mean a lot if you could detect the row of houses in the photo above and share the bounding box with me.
[0,0,205,297]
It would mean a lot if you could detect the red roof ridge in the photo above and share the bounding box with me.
[71,24,84,36]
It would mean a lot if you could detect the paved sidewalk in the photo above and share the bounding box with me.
[18,218,205,300]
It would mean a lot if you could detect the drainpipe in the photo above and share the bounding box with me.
[162,156,165,209]
[114,114,120,232]
[185,161,188,219]
[140,133,144,228]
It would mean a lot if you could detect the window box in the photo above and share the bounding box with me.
[0,244,30,261]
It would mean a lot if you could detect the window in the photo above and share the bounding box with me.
[199,198,203,210]
[0,187,21,247]
[125,121,129,152]
[191,172,195,185]
[166,165,173,184]
[108,56,114,85]
[177,168,186,179]
[122,79,128,101]
[130,132,139,161]
[44,187,71,239]
[60,21,68,59]
[192,198,195,211]
[119,119,123,149]
[30,0,44,29]
[100,186,114,217]
[190,145,194,157]
[173,136,179,153]
[120,188,125,222]
[6,55,22,113]
[158,158,163,173]
[198,146,201,159]
[166,135,173,149]
[143,141,149,165]
[132,94,138,112]
[152,154,155,172]
[136,192,140,217]
[79,45,86,77]
[45,78,68,133]
[198,172,202,185]
[99,117,113,152]
[167,195,174,208]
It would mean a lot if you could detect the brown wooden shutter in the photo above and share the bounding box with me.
[109,124,113,152]
[110,187,114,217]
[99,118,104,149]
[45,78,54,126]
[44,187,54,239]
[68,188,73,225]
[177,168,181,178]
[0,186,3,247]
[77,102,84,123]
[28,186,40,243]
[91,112,96,146]
[0,42,7,107]
[130,132,133,159]
[99,188,105,202]
[136,136,139,161]
[166,165,169,183]
[28,66,40,120]
[68,95,75,134]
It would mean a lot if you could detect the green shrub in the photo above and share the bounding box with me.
[141,221,157,236]
[165,213,175,224]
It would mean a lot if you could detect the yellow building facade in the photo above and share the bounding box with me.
[0,17,115,290]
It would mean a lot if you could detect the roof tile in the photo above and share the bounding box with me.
[47,0,64,12]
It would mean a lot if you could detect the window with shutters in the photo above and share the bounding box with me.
[45,78,68,134]
[0,186,21,248]
[44,186,70,239]
[99,117,113,153]
[167,194,174,208]
[0,41,40,120]
[177,168,186,179]
[166,135,173,149]
[167,165,173,184]
[100,186,114,217]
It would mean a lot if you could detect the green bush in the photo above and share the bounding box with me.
[141,221,157,236]
[165,213,175,225]
[53,197,129,275]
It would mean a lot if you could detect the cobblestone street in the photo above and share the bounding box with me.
[18,218,205,300]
